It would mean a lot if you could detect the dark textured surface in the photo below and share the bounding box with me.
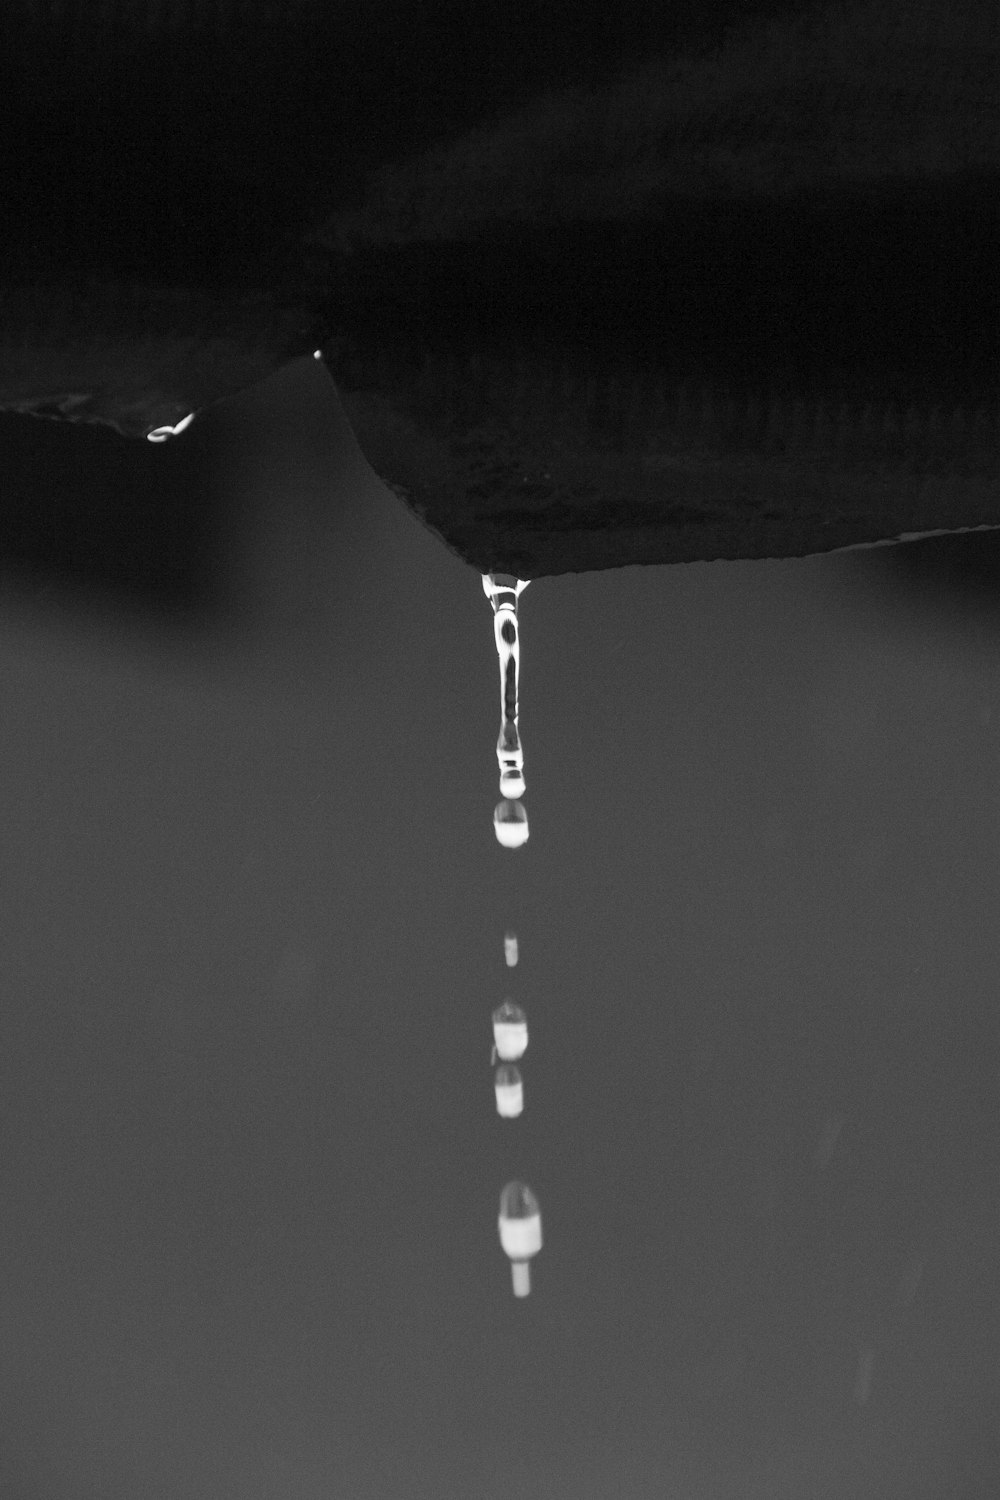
[0,0,997,569]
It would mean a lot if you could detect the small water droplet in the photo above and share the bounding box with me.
[494,1063,524,1117]
[494,800,529,847]
[504,930,519,966]
[498,1180,542,1296]
[493,1000,527,1060]
[146,412,195,443]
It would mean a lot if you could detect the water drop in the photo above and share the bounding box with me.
[494,1063,524,1118]
[483,574,530,799]
[492,999,527,1060]
[497,723,525,799]
[146,412,195,442]
[504,930,519,966]
[498,1180,542,1296]
[494,799,528,847]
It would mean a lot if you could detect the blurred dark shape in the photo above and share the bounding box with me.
[0,411,229,623]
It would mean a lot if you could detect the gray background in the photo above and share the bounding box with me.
[0,357,996,1497]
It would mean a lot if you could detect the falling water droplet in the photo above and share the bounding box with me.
[494,799,529,847]
[497,723,526,800]
[146,412,195,443]
[499,1180,542,1296]
[494,1063,524,1117]
[896,1253,925,1306]
[504,930,519,966]
[493,1000,527,1060]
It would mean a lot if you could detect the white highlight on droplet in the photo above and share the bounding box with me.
[146,412,195,443]
[504,931,519,966]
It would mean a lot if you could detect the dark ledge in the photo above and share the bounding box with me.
[0,0,997,574]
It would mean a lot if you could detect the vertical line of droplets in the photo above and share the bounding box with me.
[483,575,542,1298]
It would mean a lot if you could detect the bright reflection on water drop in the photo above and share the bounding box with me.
[498,1181,542,1296]
[504,931,518,966]
[494,800,528,847]
[493,1000,527,1060]
[146,412,195,442]
[494,1063,524,1117]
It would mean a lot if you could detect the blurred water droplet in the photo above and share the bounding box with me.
[493,1000,528,1060]
[504,930,519,966]
[499,1180,542,1296]
[498,723,526,799]
[494,1063,524,1117]
[494,799,529,847]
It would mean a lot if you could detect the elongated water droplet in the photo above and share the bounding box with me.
[497,722,525,799]
[494,1063,524,1117]
[498,1180,542,1296]
[494,799,528,847]
[146,412,195,442]
[504,930,519,966]
[483,574,530,801]
[492,999,527,1060]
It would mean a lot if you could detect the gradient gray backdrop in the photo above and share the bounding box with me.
[0,357,996,1498]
